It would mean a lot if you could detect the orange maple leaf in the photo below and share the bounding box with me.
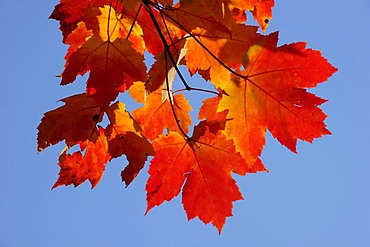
[132,86,192,140]
[225,0,275,32]
[52,127,111,189]
[64,21,93,60]
[185,23,261,82]
[83,5,145,53]
[50,0,115,42]
[128,81,146,104]
[146,122,259,233]
[251,0,275,32]
[105,101,154,186]
[218,33,338,164]
[199,91,228,123]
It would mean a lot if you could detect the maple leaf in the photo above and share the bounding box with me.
[64,21,93,60]
[50,0,115,42]
[128,81,146,104]
[105,101,154,186]
[217,33,337,165]
[132,86,192,140]
[251,0,275,32]
[146,122,254,233]
[52,127,111,189]
[61,35,147,103]
[198,89,229,132]
[37,93,103,152]
[222,0,274,31]
[185,24,262,82]
[162,0,232,35]
[197,92,268,178]
[84,5,145,53]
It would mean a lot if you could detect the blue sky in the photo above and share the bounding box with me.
[1,1,369,246]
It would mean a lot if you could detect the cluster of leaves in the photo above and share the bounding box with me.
[38,0,337,232]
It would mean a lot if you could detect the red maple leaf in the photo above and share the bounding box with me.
[37,93,103,152]
[50,0,115,42]
[132,86,192,140]
[61,36,147,103]
[146,122,261,232]
[217,33,337,164]
[105,101,154,186]
[52,127,111,189]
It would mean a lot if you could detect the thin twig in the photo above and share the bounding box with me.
[174,87,219,96]
[142,0,191,139]
[147,1,247,79]
[142,0,191,90]
[126,4,143,39]
[164,49,191,140]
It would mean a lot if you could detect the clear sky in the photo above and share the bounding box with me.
[1,1,369,246]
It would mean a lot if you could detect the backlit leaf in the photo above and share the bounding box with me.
[106,101,154,186]
[132,89,192,140]
[52,127,111,189]
[84,5,145,53]
[185,24,261,83]
[37,93,102,152]
[61,36,147,103]
[218,33,337,165]
[251,0,274,32]
[146,123,254,233]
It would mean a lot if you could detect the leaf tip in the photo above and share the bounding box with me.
[51,182,59,190]
[144,205,153,216]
